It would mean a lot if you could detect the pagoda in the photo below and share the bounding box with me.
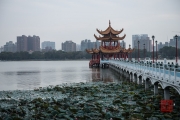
[86,21,133,67]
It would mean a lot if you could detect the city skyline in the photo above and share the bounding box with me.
[0,0,180,50]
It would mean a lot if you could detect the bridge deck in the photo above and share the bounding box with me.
[107,59,180,94]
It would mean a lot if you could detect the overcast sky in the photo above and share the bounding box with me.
[0,0,180,50]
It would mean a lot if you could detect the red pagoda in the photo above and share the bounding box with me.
[86,21,133,67]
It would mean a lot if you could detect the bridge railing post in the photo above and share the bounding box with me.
[151,63,153,75]
[146,62,148,74]
[149,63,150,74]
[151,63,153,74]
[154,62,157,77]
[168,66,170,81]
[139,62,141,71]
[155,63,156,76]
[159,64,161,77]
[152,63,154,76]
[144,62,146,74]
[139,62,140,71]
[174,67,176,82]
[134,62,136,71]
[148,62,149,73]
[163,64,165,79]
[143,62,145,73]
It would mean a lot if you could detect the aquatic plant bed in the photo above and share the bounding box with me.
[0,82,179,120]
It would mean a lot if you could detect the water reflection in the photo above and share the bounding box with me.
[91,68,118,83]
[0,61,122,91]
[16,71,40,75]
[16,70,41,90]
[91,68,100,82]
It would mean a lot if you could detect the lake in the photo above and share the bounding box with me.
[0,61,120,91]
[1,59,179,91]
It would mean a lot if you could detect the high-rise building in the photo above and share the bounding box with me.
[157,36,180,51]
[120,41,126,49]
[132,34,152,52]
[76,44,81,51]
[169,36,180,49]
[91,41,101,49]
[165,42,169,47]
[62,40,76,52]
[17,35,28,52]
[27,35,40,51]
[3,41,17,52]
[17,35,40,52]
[0,46,4,53]
[42,41,55,50]
[169,39,175,47]
[81,39,91,51]
[158,42,164,51]
[81,39,100,51]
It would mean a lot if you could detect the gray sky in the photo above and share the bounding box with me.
[0,0,180,50]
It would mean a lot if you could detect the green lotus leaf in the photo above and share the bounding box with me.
[58,108,66,113]
[51,110,59,116]
[131,113,143,119]
[63,115,73,120]
[164,114,172,118]
[148,117,160,120]
[105,112,112,119]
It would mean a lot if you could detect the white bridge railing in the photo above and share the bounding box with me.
[108,59,180,87]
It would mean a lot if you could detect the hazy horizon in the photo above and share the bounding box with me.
[0,0,180,50]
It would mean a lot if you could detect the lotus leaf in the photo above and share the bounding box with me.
[0,81,180,119]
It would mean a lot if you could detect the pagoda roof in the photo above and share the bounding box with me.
[96,20,124,35]
[100,45,123,54]
[86,49,93,54]
[86,49,99,54]
[92,48,100,53]
[121,48,134,53]
[94,20,126,41]
[94,34,126,41]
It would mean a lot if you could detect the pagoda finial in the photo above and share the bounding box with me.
[109,20,111,26]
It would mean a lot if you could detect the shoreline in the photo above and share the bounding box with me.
[0,59,89,62]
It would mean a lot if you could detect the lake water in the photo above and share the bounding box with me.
[0,61,120,91]
[1,59,178,91]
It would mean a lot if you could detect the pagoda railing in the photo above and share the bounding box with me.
[89,59,100,67]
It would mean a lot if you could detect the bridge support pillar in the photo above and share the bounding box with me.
[154,82,158,95]
[145,80,150,90]
[128,73,130,81]
[134,76,137,83]
[130,74,132,81]
[132,74,134,82]
[138,77,142,85]
[164,87,170,100]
